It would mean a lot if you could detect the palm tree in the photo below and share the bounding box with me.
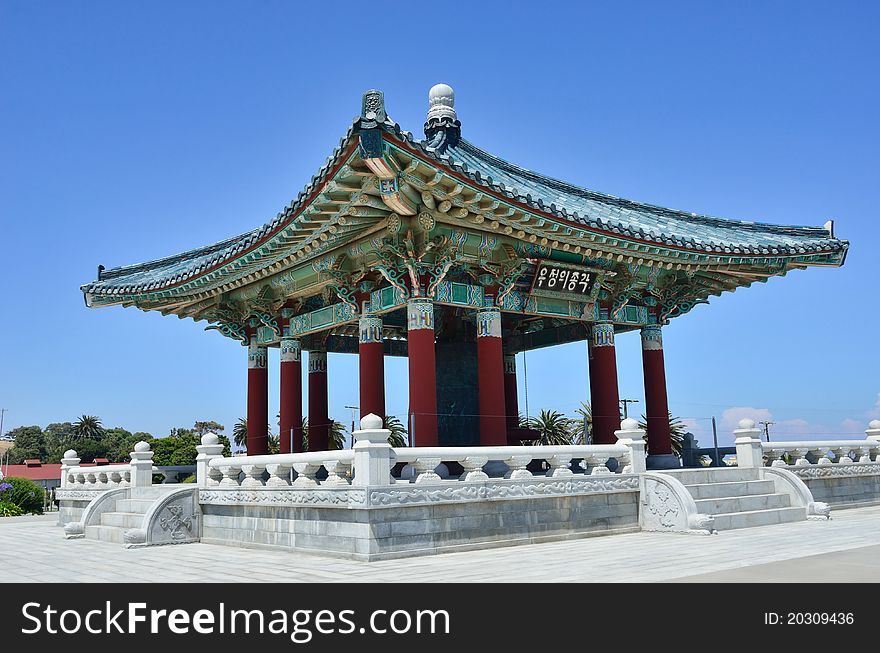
[569,403,593,445]
[232,418,247,449]
[526,410,573,446]
[384,415,408,447]
[638,412,687,457]
[73,415,104,439]
[329,421,346,450]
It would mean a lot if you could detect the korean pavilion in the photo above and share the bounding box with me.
[81,84,848,469]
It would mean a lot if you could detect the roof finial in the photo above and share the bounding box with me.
[424,83,461,147]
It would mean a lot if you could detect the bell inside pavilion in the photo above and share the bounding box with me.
[81,84,848,468]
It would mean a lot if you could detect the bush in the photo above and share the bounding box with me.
[0,500,24,518]
[0,477,45,515]
[180,474,196,484]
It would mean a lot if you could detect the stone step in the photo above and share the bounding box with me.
[114,499,155,514]
[100,511,144,529]
[660,467,761,484]
[84,524,125,544]
[129,487,171,499]
[684,479,777,500]
[711,506,807,531]
[694,493,791,515]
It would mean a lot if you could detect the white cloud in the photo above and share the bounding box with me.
[719,407,773,434]
[840,418,865,435]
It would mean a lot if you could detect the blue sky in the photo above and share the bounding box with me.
[1,1,878,447]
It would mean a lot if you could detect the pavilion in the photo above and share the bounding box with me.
[81,84,848,469]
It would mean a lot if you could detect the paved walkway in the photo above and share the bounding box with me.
[3,507,880,583]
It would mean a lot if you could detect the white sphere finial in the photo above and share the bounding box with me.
[360,413,383,430]
[620,418,639,431]
[738,418,756,430]
[201,432,220,446]
[134,441,151,453]
[427,83,456,122]
[63,449,78,459]
[869,420,880,430]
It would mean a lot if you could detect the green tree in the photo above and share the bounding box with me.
[385,415,408,447]
[6,426,46,464]
[301,418,347,451]
[526,410,574,446]
[638,412,687,457]
[193,421,224,437]
[232,418,247,449]
[73,415,104,440]
[569,403,593,445]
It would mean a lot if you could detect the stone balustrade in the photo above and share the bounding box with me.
[59,440,158,492]
[762,440,880,467]
[198,415,646,489]
[392,444,631,483]
[204,450,356,488]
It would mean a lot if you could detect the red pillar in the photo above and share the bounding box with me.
[503,353,519,430]
[279,337,303,454]
[588,323,621,445]
[307,349,329,451]
[246,341,269,455]
[358,314,385,421]
[642,325,672,456]
[477,306,507,446]
[407,298,438,446]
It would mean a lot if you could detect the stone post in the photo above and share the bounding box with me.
[867,421,880,461]
[60,449,80,489]
[352,413,393,487]
[129,441,155,488]
[734,419,764,468]
[615,418,647,474]
[196,433,226,488]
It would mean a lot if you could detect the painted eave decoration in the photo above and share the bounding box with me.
[80,84,848,332]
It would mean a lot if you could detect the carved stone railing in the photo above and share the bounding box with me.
[198,416,647,489]
[58,441,158,496]
[733,418,880,477]
[392,443,632,483]
[204,449,355,488]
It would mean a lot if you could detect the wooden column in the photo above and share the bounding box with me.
[588,323,620,445]
[307,349,329,451]
[407,298,438,446]
[358,314,385,422]
[477,306,507,446]
[642,325,672,456]
[503,353,519,431]
[279,337,303,454]
[246,340,269,455]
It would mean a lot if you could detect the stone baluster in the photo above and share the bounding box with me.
[129,441,155,487]
[546,454,574,478]
[792,448,810,466]
[833,448,854,464]
[459,456,489,482]
[814,448,832,465]
[60,450,80,490]
[266,463,292,487]
[196,433,226,487]
[161,471,179,484]
[866,420,880,453]
[858,447,873,463]
[614,418,647,473]
[351,413,394,487]
[292,462,321,488]
[108,470,124,487]
[585,454,612,475]
[413,457,442,484]
[240,464,267,488]
[75,472,86,488]
[219,464,242,488]
[96,471,109,488]
[322,460,352,486]
[734,419,764,468]
[764,449,783,467]
[504,454,533,480]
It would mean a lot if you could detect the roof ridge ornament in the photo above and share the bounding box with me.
[424,83,461,147]
[360,89,386,129]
